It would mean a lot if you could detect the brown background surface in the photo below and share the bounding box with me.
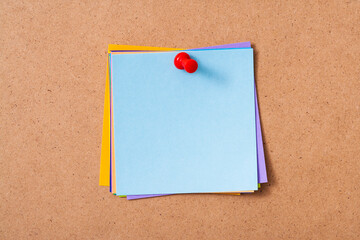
[1,1,359,239]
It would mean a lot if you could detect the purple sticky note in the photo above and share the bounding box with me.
[110,42,267,200]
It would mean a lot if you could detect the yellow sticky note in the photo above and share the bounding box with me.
[100,45,255,196]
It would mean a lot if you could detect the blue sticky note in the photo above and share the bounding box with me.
[112,49,257,195]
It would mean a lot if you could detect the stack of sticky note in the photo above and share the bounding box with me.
[99,42,268,200]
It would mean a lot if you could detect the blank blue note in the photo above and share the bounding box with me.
[112,49,258,195]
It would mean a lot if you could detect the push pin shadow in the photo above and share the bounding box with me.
[174,52,198,73]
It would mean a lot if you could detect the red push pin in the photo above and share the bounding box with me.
[174,52,198,73]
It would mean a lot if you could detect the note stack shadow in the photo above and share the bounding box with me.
[99,42,268,200]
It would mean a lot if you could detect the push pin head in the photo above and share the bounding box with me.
[174,52,198,73]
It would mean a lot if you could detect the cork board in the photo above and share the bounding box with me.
[1,1,359,239]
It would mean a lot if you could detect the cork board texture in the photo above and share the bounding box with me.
[1,1,359,239]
